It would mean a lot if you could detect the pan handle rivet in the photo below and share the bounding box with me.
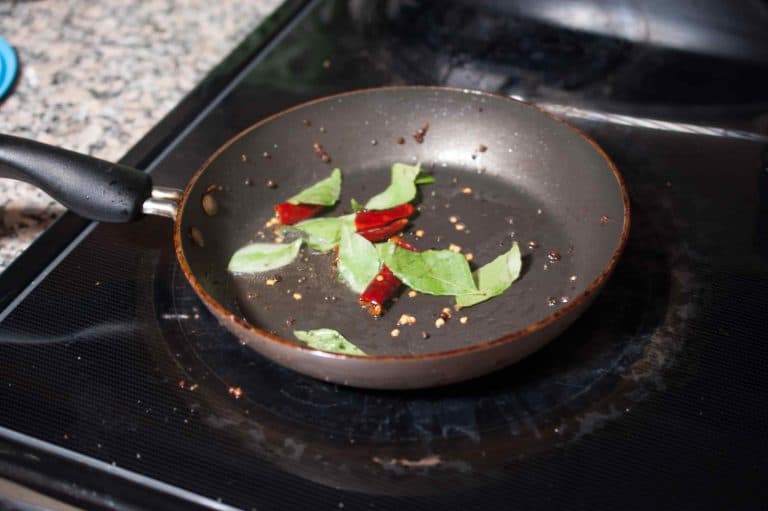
[142,187,183,219]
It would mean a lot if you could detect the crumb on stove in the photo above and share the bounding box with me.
[440,307,452,319]
[265,217,280,228]
[421,331,430,339]
[266,179,278,189]
[434,317,446,328]
[189,384,199,391]
[178,379,186,389]
[397,314,417,326]
[462,187,473,195]
[241,154,248,162]
[396,136,405,144]
[390,328,400,337]
[449,243,462,253]
[266,277,280,286]
[292,292,303,300]
[228,386,243,399]
[455,223,466,231]
[415,229,425,238]
[449,215,458,223]
[465,253,474,261]
[407,290,418,298]
[478,144,487,152]
[459,316,469,325]
[275,236,285,243]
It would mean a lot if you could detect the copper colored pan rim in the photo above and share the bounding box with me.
[173,85,631,362]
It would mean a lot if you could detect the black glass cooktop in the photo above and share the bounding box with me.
[2,1,768,509]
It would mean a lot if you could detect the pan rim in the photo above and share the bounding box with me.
[173,85,631,362]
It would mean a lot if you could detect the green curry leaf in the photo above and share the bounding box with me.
[287,168,342,206]
[227,239,302,274]
[364,162,422,210]
[413,173,435,185]
[337,225,381,293]
[294,328,365,355]
[379,243,478,296]
[288,215,354,252]
[456,242,522,307]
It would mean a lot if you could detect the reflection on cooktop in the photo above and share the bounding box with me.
[156,200,689,494]
[346,0,768,105]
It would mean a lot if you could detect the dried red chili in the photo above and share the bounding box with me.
[359,265,401,316]
[274,202,324,225]
[359,238,417,317]
[356,218,409,242]
[391,237,417,252]
[354,203,414,231]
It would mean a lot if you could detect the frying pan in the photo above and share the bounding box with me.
[0,87,629,389]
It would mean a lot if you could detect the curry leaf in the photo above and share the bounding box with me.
[375,242,392,260]
[287,168,342,206]
[379,243,478,296]
[288,215,354,252]
[337,225,381,293]
[364,162,422,210]
[350,198,364,212]
[227,239,302,274]
[294,328,365,355]
[456,242,522,307]
[414,173,435,185]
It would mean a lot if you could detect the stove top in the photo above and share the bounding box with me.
[2,1,768,509]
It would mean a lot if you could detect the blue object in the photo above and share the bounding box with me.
[0,36,19,100]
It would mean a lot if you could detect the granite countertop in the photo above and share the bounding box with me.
[0,0,280,272]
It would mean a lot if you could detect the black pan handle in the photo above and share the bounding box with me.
[0,134,154,222]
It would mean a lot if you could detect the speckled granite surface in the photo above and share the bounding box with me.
[0,0,280,271]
